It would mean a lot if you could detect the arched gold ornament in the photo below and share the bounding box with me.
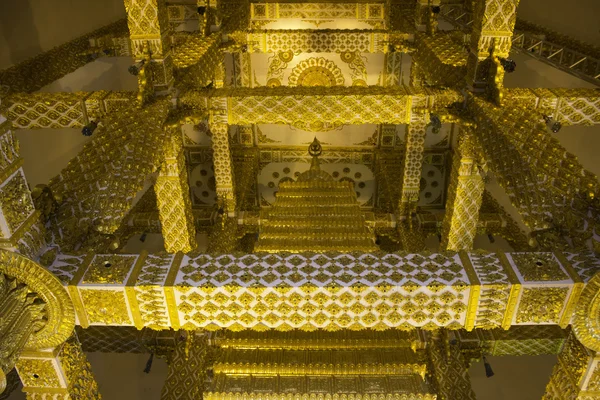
[288,57,345,87]
[0,250,75,349]
[573,272,600,352]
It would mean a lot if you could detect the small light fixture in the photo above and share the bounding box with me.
[128,60,146,76]
[140,232,148,242]
[543,115,562,133]
[241,44,248,53]
[487,234,495,243]
[388,44,396,53]
[197,6,206,15]
[431,6,441,14]
[499,58,516,73]
[82,120,98,136]
[429,113,442,130]
[143,353,154,374]
[483,356,495,378]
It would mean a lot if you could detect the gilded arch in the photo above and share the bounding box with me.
[573,272,600,352]
[0,250,75,350]
[288,57,345,87]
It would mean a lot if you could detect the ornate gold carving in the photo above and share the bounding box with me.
[82,255,137,285]
[79,289,132,325]
[155,132,197,253]
[0,171,34,235]
[0,250,74,350]
[248,30,389,54]
[573,272,600,352]
[510,253,568,282]
[516,287,569,324]
[399,120,427,215]
[288,57,345,87]
[441,132,484,251]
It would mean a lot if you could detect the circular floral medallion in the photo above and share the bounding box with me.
[288,57,345,87]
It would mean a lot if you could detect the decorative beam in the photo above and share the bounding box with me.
[398,118,428,216]
[124,0,174,91]
[466,0,521,91]
[16,336,101,399]
[47,250,598,332]
[4,91,136,129]
[48,100,170,241]
[246,29,409,53]
[470,94,599,249]
[209,99,237,213]
[543,329,600,399]
[249,2,387,29]
[413,32,468,87]
[440,129,484,251]
[0,20,128,94]
[173,33,222,88]
[154,130,197,253]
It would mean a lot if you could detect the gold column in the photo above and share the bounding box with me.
[428,330,477,400]
[154,128,197,254]
[0,116,45,259]
[16,336,101,399]
[161,333,211,400]
[124,0,174,92]
[543,330,600,399]
[440,129,484,251]
[466,0,520,90]
[209,107,236,213]
[398,119,428,216]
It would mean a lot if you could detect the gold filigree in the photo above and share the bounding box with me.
[79,289,131,325]
[288,57,345,87]
[516,287,569,324]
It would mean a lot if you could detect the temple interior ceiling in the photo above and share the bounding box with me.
[2,0,600,399]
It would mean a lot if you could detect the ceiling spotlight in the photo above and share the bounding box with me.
[241,44,248,53]
[82,120,98,136]
[128,60,146,76]
[431,6,441,14]
[197,6,206,15]
[499,58,516,73]
[429,113,442,130]
[543,115,562,133]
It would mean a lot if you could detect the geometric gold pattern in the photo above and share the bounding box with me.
[43,250,594,333]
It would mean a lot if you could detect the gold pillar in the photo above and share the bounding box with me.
[161,333,211,400]
[399,119,428,216]
[124,0,174,91]
[154,128,197,253]
[543,330,600,399]
[466,0,520,90]
[16,336,101,399]
[209,108,236,213]
[440,129,484,251]
[428,330,477,400]
[0,116,45,259]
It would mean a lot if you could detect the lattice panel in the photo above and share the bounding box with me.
[6,92,87,129]
[469,253,511,329]
[249,30,388,54]
[174,252,470,331]
[556,92,600,126]
[227,86,413,128]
